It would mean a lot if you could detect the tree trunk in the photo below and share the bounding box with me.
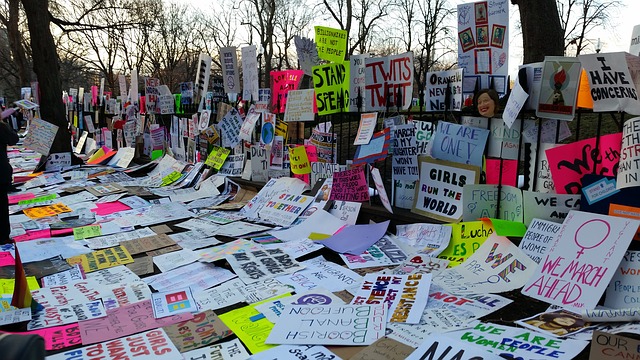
[21,0,71,154]
[7,0,30,87]
[512,0,564,63]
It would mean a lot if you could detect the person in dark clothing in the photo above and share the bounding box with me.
[0,116,18,244]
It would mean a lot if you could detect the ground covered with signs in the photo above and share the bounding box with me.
[5,143,640,360]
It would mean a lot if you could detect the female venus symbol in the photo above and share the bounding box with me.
[574,219,610,259]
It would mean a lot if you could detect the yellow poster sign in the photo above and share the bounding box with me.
[315,26,348,63]
[437,221,493,267]
[289,145,311,175]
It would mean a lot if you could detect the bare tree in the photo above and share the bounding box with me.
[273,0,314,70]
[557,0,620,56]
[242,0,276,87]
[0,0,29,88]
[512,0,564,63]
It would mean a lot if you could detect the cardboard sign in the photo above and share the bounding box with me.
[523,190,581,226]
[545,132,622,193]
[120,234,176,256]
[618,117,640,189]
[314,26,348,63]
[227,248,303,284]
[218,154,245,177]
[407,334,503,360]
[351,274,431,323]
[151,288,197,318]
[415,120,434,154]
[412,157,480,222]
[349,54,368,111]
[66,246,133,273]
[241,45,259,101]
[258,192,313,226]
[456,0,510,95]
[217,108,243,148]
[435,234,536,295]
[266,304,386,346]
[271,70,304,113]
[204,146,230,170]
[436,221,492,267]
[239,106,260,141]
[536,56,582,121]
[220,47,240,94]
[249,144,269,182]
[371,166,393,213]
[284,89,316,122]
[48,329,181,360]
[522,211,639,311]
[354,112,378,145]
[462,184,523,222]
[431,121,489,167]
[424,69,464,111]
[309,129,337,163]
[289,145,311,175]
[590,331,640,360]
[392,124,418,181]
[519,218,561,264]
[46,153,72,171]
[605,250,640,309]
[313,62,349,115]
[24,118,59,156]
[329,167,370,202]
[353,127,391,166]
[364,52,414,111]
[579,52,640,114]
[260,112,276,147]
[487,118,521,160]
[502,78,529,128]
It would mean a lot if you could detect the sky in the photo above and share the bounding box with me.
[189,0,640,79]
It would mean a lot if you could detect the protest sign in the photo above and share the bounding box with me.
[431,121,489,167]
[151,287,197,318]
[536,56,582,121]
[120,234,176,256]
[23,118,59,156]
[349,54,368,111]
[294,36,320,76]
[73,225,102,240]
[609,203,640,240]
[487,118,521,160]
[46,153,71,171]
[260,112,276,147]
[271,70,304,113]
[29,300,107,330]
[23,324,81,351]
[258,193,313,226]
[545,133,621,194]
[456,0,509,95]
[314,26,347,63]
[407,334,503,360]
[605,250,640,309]
[415,120,434,154]
[522,211,639,311]
[250,144,269,182]
[462,184,523,222]
[340,235,409,269]
[218,294,290,353]
[239,107,260,141]
[392,124,418,181]
[354,112,377,145]
[412,157,480,222]
[329,167,370,202]
[435,234,536,295]
[220,47,239,94]
[447,322,588,360]
[395,223,451,254]
[436,221,491,266]
[328,200,361,225]
[370,165,393,213]
[218,154,245,176]
[424,69,463,111]
[289,145,311,175]
[351,273,431,323]
[217,108,243,148]
[522,190,581,226]
[618,117,640,189]
[227,248,303,284]
[392,255,449,277]
[590,331,640,360]
[242,45,259,101]
[48,329,181,360]
[485,158,517,187]
[310,162,344,185]
[313,62,349,115]
[519,218,560,264]
[364,53,414,111]
[353,127,391,166]
[266,304,386,346]
[205,146,230,170]
[277,256,362,292]
[309,129,337,163]
[162,310,232,352]
[503,78,529,128]
[579,52,640,114]
[66,246,134,272]
[284,89,315,122]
